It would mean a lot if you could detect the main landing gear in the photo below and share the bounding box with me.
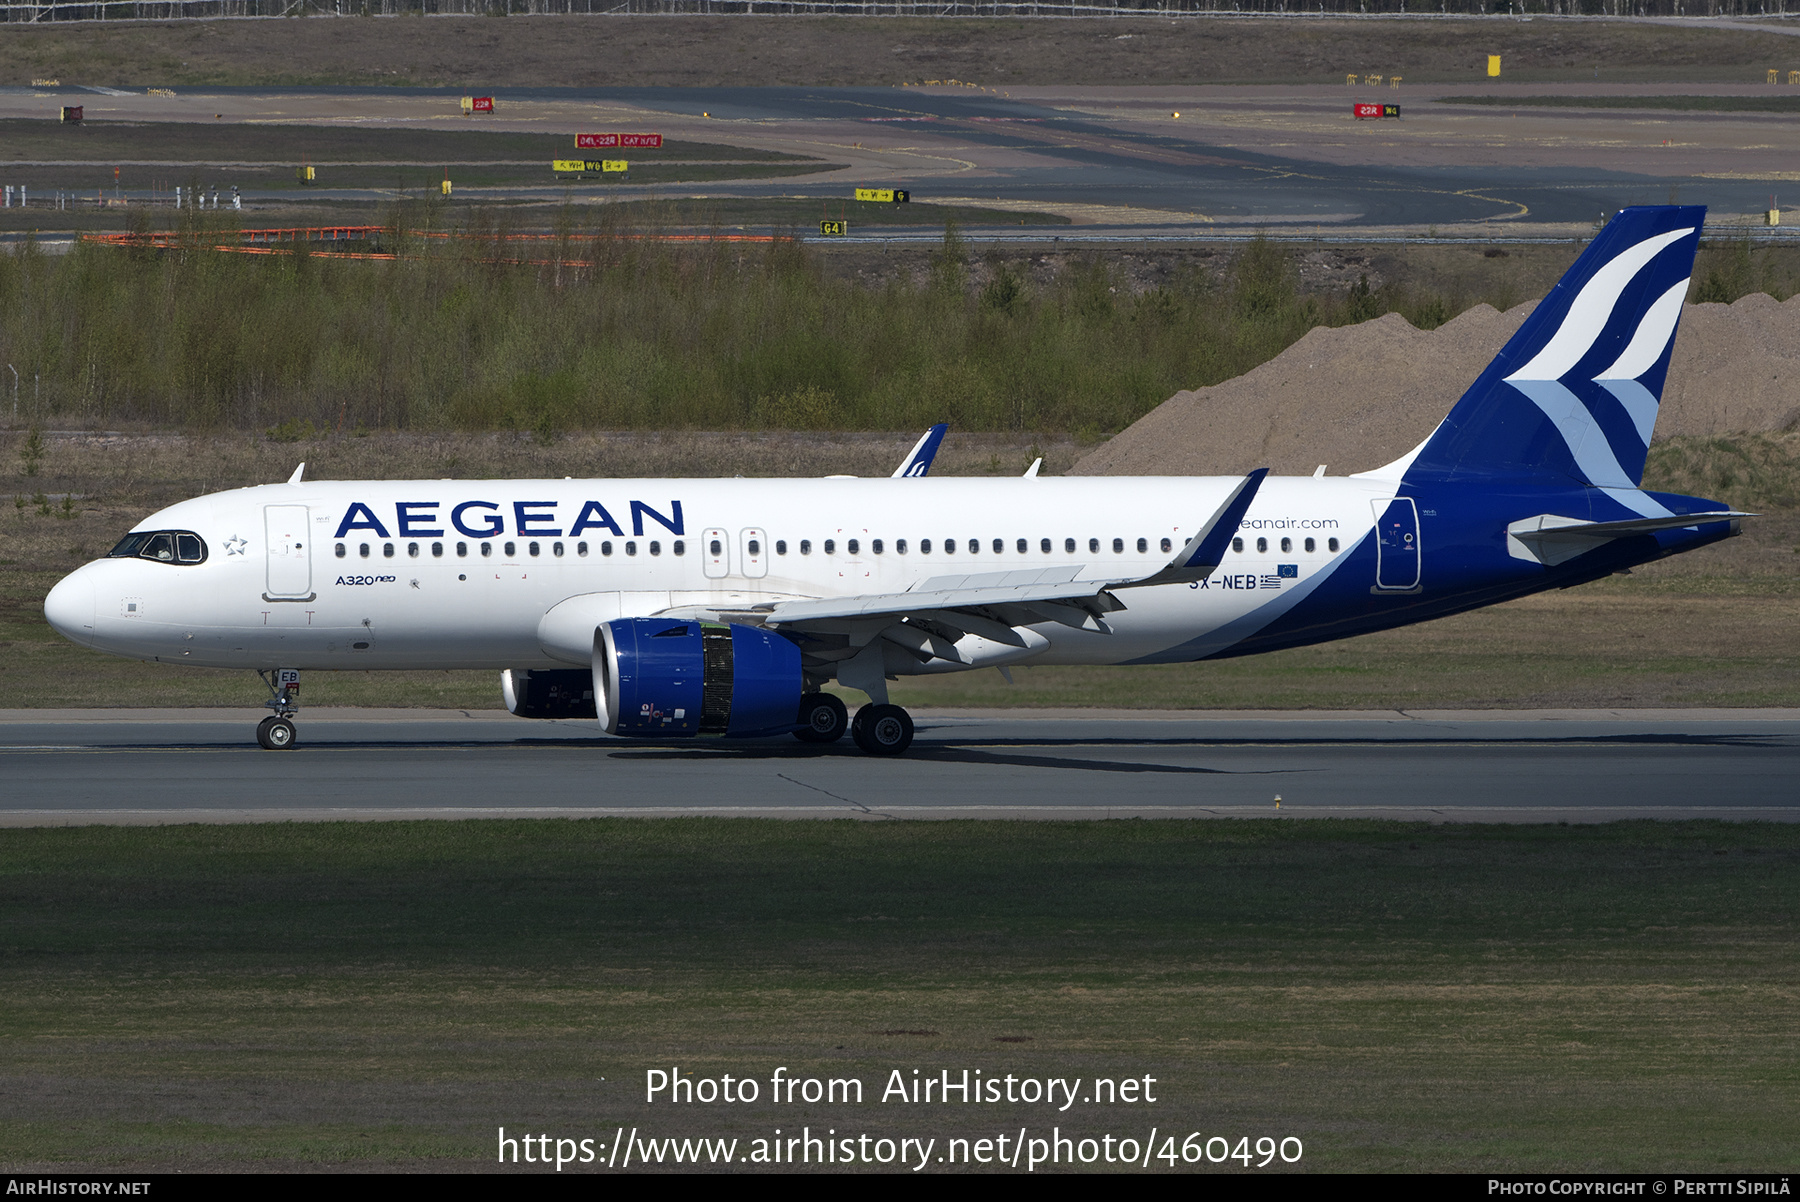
[256,668,301,750]
[794,692,849,744]
[851,703,914,756]
[792,693,915,755]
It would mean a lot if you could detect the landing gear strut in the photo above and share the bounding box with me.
[851,703,914,755]
[794,692,849,744]
[256,668,300,750]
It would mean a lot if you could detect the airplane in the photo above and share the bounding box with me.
[43,206,1750,755]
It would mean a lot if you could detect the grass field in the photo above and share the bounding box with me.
[2,430,1796,713]
[4,16,1798,89]
[1,818,1794,1171]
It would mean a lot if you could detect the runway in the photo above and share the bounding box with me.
[3,708,1795,825]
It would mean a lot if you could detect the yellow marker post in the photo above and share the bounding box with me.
[1769,69,1781,84]
[441,178,453,197]
[460,96,474,114]
[1488,55,1502,77]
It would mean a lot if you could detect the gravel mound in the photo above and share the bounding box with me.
[1072,293,1800,477]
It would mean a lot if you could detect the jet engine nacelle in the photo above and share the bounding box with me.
[501,668,598,720]
[593,617,803,738]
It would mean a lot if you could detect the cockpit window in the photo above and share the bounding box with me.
[108,530,208,565]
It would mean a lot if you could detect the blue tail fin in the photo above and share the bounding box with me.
[1398,206,1703,488]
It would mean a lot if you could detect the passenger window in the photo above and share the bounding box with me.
[1304,537,1315,553]
[1041,538,1051,554]
[872,539,883,554]
[1256,537,1268,553]
[800,539,812,555]
[503,542,516,558]
[335,543,347,559]
[993,539,1004,554]
[944,539,955,555]
[968,539,979,554]
[1016,538,1027,553]
[1328,537,1340,552]
[1232,537,1244,553]
[1112,538,1124,553]
[626,541,638,556]
[360,543,371,558]
[1136,537,1148,553]
[408,542,420,558]
[747,539,759,555]
[776,540,787,555]
[528,542,540,557]
[577,542,589,557]
[432,542,444,558]
[553,542,564,557]
[710,539,722,556]
[481,542,492,557]
[1280,537,1292,553]
[1089,538,1099,553]
[1065,538,1076,554]
[920,539,932,554]
[1160,537,1172,553]
[824,539,836,554]
[673,540,684,556]
[649,541,661,555]
[383,543,395,558]
[896,539,907,554]
[457,542,468,557]
[847,539,859,555]
[601,541,613,556]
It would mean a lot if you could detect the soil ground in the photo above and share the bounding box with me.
[6,16,1800,89]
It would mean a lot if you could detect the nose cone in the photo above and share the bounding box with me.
[44,567,97,646]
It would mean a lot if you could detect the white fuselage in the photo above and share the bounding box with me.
[45,475,1393,673]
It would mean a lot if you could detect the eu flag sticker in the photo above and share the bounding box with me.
[1277,564,1299,578]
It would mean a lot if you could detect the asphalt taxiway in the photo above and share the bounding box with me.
[2,707,1794,825]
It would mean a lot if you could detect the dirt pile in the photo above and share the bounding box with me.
[1072,293,1800,477]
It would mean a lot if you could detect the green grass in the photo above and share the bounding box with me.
[0,223,1524,438]
[1,819,1795,1170]
[1441,94,1800,113]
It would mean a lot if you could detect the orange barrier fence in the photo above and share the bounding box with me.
[81,225,791,262]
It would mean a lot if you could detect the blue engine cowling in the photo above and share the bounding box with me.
[594,618,803,738]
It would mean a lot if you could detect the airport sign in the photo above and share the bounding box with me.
[819,219,848,236]
[552,160,629,174]
[576,133,662,149]
[855,188,910,203]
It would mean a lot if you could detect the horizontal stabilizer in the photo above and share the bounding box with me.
[1507,510,1751,566]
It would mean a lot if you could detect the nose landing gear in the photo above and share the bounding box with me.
[256,668,301,750]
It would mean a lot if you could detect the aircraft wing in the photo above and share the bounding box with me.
[891,424,948,478]
[762,469,1269,644]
